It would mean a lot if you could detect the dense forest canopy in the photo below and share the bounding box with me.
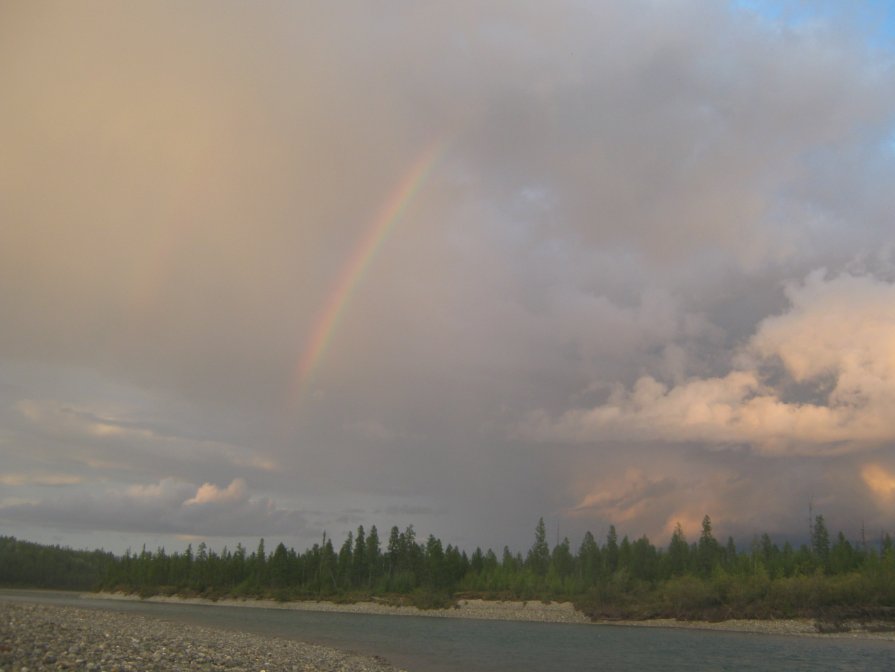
[3,515,894,620]
[0,536,115,591]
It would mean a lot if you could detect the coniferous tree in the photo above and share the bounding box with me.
[812,515,831,572]
[270,542,289,589]
[618,535,632,573]
[337,532,353,588]
[697,515,720,577]
[551,537,574,581]
[630,536,658,583]
[319,536,337,593]
[527,518,550,577]
[578,531,600,585]
[667,523,689,577]
[387,526,401,579]
[605,525,619,574]
[353,526,368,588]
[366,525,381,586]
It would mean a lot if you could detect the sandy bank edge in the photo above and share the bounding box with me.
[90,592,895,641]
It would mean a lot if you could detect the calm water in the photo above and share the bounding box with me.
[2,590,892,671]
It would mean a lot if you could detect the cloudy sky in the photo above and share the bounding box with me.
[3,1,895,555]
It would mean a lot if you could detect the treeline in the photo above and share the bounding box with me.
[98,515,895,619]
[5,516,895,620]
[0,536,116,590]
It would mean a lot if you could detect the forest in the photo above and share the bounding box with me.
[0,536,115,591]
[3,515,895,621]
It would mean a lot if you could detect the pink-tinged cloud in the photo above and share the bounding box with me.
[862,464,895,503]
[185,478,248,506]
[528,272,895,455]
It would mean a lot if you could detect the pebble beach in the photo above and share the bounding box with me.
[0,600,405,672]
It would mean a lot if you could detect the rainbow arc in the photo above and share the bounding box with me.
[291,139,446,405]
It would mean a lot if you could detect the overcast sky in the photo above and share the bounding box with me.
[3,1,895,555]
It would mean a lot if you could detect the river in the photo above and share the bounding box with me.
[2,590,892,671]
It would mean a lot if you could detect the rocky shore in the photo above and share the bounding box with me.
[0,600,405,672]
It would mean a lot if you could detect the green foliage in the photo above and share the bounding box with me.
[8,512,895,623]
[0,536,115,590]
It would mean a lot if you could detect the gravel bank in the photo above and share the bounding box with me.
[0,600,406,672]
[282,598,592,624]
[96,593,590,624]
[597,617,895,640]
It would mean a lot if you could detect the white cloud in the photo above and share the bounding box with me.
[529,272,895,455]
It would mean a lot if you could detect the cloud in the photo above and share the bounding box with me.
[12,399,278,474]
[862,464,895,504]
[125,478,195,504]
[2,2,895,550]
[0,477,306,538]
[0,473,84,487]
[570,469,678,526]
[528,272,895,455]
[185,478,247,506]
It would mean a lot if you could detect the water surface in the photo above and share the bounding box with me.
[2,590,891,671]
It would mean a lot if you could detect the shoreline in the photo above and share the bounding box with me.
[91,591,895,641]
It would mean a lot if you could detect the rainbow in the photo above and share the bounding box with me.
[292,139,446,403]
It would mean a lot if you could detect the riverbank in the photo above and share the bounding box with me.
[94,592,590,623]
[0,600,406,671]
[93,592,895,640]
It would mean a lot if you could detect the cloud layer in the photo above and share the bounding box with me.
[0,477,307,538]
[2,1,895,551]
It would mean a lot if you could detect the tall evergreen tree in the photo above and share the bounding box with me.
[337,532,353,588]
[697,515,720,576]
[366,525,381,585]
[578,531,601,585]
[527,518,550,577]
[353,526,368,588]
[667,523,689,577]
[605,525,619,574]
[812,515,831,571]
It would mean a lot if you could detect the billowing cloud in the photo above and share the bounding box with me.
[529,272,895,456]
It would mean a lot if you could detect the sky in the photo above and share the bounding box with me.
[2,0,895,556]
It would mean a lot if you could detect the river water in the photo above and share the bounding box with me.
[2,590,892,671]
